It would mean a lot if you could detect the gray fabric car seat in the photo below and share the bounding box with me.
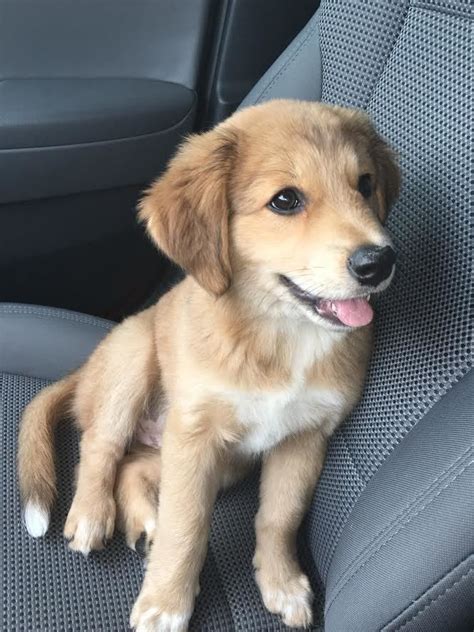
[1,1,473,631]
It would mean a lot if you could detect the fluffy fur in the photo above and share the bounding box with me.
[18,100,399,631]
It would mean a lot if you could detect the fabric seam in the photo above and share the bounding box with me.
[361,2,411,109]
[0,370,51,383]
[325,444,472,591]
[0,307,113,331]
[325,458,473,617]
[393,565,474,631]
[366,1,470,113]
[320,432,365,582]
[411,1,473,19]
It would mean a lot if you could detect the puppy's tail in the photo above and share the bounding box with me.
[18,372,79,537]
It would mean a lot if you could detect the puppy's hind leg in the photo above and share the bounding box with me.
[64,310,159,555]
[115,445,161,554]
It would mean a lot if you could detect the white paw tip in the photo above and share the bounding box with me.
[159,612,190,632]
[132,609,190,632]
[24,502,49,538]
[263,583,313,628]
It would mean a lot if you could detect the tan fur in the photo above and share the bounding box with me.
[253,430,327,627]
[18,100,399,631]
[115,446,161,551]
[18,372,79,512]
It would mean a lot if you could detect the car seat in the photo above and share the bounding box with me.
[1,1,472,630]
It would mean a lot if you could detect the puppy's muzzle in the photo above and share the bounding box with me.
[347,245,397,287]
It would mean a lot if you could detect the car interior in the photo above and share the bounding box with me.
[1,1,472,631]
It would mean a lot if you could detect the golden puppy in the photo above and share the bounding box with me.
[18,100,399,631]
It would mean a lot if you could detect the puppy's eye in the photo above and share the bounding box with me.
[358,173,373,198]
[268,188,302,214]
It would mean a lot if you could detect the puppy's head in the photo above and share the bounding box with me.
[139,100,400,330]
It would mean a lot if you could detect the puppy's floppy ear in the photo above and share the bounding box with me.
[371,134,401,222]
[139,126,237,296]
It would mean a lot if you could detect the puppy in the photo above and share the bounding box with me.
[18,100,399,631]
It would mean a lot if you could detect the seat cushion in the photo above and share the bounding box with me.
[323,370,474,631]
[0,304,114,381]
[0,304,325,630]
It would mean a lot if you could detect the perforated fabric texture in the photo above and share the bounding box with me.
[1,371,323,631]
[2,373,140,631]
[307,0,473,583]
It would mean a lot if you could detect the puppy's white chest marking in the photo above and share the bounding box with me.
[234,386,345,455]
[230,326,345,455]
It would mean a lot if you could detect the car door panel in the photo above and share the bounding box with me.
[0,0,318,318]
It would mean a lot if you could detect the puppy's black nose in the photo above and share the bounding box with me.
[347,245,396,287]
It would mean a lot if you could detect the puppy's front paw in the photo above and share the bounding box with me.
[64,495,115,555]
[256,568,313,629]
[130,591,192,632]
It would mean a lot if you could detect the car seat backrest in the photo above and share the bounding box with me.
[306,0,472,582]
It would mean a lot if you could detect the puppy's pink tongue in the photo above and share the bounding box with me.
[331,298,373,327]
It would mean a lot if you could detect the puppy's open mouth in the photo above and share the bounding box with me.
[279,275,373,327]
